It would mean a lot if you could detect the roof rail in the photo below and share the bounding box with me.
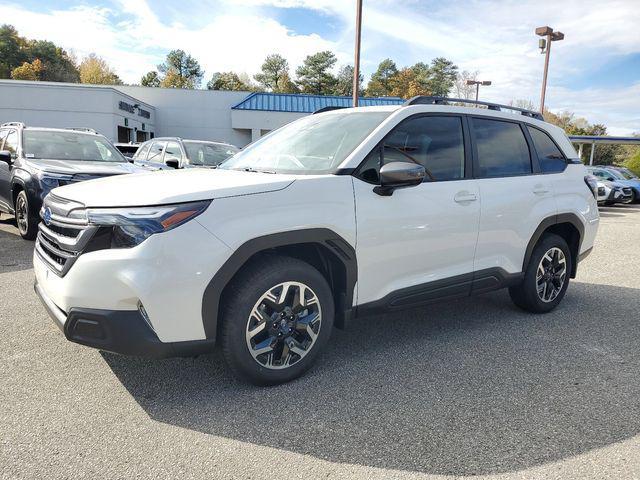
[65,127,97,134]
[1,122,25,128]
[403,96,544,121]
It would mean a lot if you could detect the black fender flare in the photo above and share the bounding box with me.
[522,213,585,276]
[201,228,357,340]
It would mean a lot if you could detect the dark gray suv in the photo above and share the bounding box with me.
[0,123,145,240]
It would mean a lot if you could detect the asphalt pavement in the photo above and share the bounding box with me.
[1,205,640,480]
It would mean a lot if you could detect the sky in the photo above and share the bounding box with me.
[1,0,638,134]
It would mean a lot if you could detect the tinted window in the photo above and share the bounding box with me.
[472,118,531,177]
[163,141,182,163]
[147,141,166,163]
[4,130,18,157]
[134,142,151,160]
[527,126,566,173]
[358,116,465,183]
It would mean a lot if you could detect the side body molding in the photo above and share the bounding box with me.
[201,228,357,340]
[522,213,585,278]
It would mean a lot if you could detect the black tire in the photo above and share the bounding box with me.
[509,233,572,313]
[220,255,334,386]
[14,190,38,240]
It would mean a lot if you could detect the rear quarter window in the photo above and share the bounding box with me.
[527,126,567,173]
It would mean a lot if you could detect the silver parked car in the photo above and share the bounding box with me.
[132,137,239,170]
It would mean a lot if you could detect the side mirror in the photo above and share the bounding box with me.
[374,161,425,196]
[165,159,180,169]
[607,177,615,182]
[0,150,12,165]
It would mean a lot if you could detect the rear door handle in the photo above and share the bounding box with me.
[533,184,550,195]
[454,191,478,203]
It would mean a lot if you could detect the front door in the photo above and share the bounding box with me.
[0,129,15,211]
[354,115,480,308]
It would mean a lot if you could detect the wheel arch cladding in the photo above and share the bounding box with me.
[523,214,584,278]
[201,229,357,341]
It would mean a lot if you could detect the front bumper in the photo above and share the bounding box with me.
[35,281,215,358]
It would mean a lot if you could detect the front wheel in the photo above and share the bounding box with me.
[15,190,38,240]
[509,233,572,313]
[220,255,334,385]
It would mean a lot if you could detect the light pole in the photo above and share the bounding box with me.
[353,0,363,107]
[536,26,564,113]
[465,80,492,101]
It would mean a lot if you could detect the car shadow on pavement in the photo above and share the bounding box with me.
[102,281,640,476]
[0,218,34,273]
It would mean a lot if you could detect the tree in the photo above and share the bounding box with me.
[295,51,337,94]
[207,71,250,91]
[427,57,458,96]
[273,71,299,93]
[510,99,536,110]
[0,25,27,78]
[140,71,160,87]
[157,49,203,89]
[365,58,398,96]
[79,53,122,85]
[254,54,289,91]
[389,66,431,98]
[11,58,43,80]
[25,40,79,82]
[625,150,640,176]
[454,70,479,99]
[333,65,363,96]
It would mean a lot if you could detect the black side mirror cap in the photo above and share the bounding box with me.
[0,150,12,164]
[374,161,426,196]
[165,159,180,169]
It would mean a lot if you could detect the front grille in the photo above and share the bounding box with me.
[36,194,99,276]
[58,173,115,186]
[622,187,632,195]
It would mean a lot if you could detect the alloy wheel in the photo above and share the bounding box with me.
[536,247,567,303]
[245,281,322,370]
[16,195,28,235]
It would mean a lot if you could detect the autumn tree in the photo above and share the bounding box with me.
[207,71,249,91]
[157,49,203,89]
[79,53,122,85]
[295,51,337,94]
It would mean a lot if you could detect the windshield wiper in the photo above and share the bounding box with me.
[237,167,276,174]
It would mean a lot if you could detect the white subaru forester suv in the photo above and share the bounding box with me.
[34,97,599,385]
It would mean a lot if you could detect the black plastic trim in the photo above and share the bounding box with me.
[355,267,523,317]
[34,282,214,358]
[201,228,357,340]
[578,246,593,262]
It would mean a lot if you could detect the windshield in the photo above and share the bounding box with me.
[617,168,637,179]
[218,111,390,174]
[184,141,239,166]
[23,130,126,162]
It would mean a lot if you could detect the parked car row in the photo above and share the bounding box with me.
[0,122,240,239]
[587,165,640,206]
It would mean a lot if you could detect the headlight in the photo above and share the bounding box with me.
[37,172,73,191]
[86,200,211,248]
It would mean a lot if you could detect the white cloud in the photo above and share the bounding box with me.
[0,0,638,133]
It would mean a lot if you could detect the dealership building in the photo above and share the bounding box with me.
[0,79,403,147]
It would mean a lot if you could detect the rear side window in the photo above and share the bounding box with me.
[472,118,531,178]
[527,126,566,173]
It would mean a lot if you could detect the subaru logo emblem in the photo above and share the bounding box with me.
[43,207,52,226]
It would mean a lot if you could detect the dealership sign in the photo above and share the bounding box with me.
[118,101,151,119]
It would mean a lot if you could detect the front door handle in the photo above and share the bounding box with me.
[454,191,478,203]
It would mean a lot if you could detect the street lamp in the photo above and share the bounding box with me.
[353,0,363,107]
[465,80,492,101]
[536,26,564,113]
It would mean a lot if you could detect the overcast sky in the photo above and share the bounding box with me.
[1,0,638,134]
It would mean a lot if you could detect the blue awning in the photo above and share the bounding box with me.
[232,92,404,113]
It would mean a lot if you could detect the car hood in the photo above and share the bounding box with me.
[31,159,146,176]
[51,168,296,207]
[612,178,640,188]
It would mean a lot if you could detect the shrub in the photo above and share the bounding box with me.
[625,151,640,176]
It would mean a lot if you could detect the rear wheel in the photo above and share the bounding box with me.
[509,233,572,313]
[14,190,38,240]
[220,255,334,385]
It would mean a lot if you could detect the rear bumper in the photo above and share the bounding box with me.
[35,282,215,358]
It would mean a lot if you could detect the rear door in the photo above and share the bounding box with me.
[354,114,481,308]
[470,116,556,276]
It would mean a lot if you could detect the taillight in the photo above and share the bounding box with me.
[584,175,598,199]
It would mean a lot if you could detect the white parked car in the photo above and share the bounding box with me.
[34,97,599,385]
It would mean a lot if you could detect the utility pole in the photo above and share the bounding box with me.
[465,80,491,102]
[536,26,564,113]
[353,0,363,107]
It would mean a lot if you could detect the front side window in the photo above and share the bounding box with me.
[219,111,390,174]
[22,130,125,162]
[472,118,531,178]
[184,142,239,166]
[357,115,466,183]
[527,126,566,173]
[4,130,18,157]
[163,141,182,163]
[146,141,166,163]
[0,129,8,150]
